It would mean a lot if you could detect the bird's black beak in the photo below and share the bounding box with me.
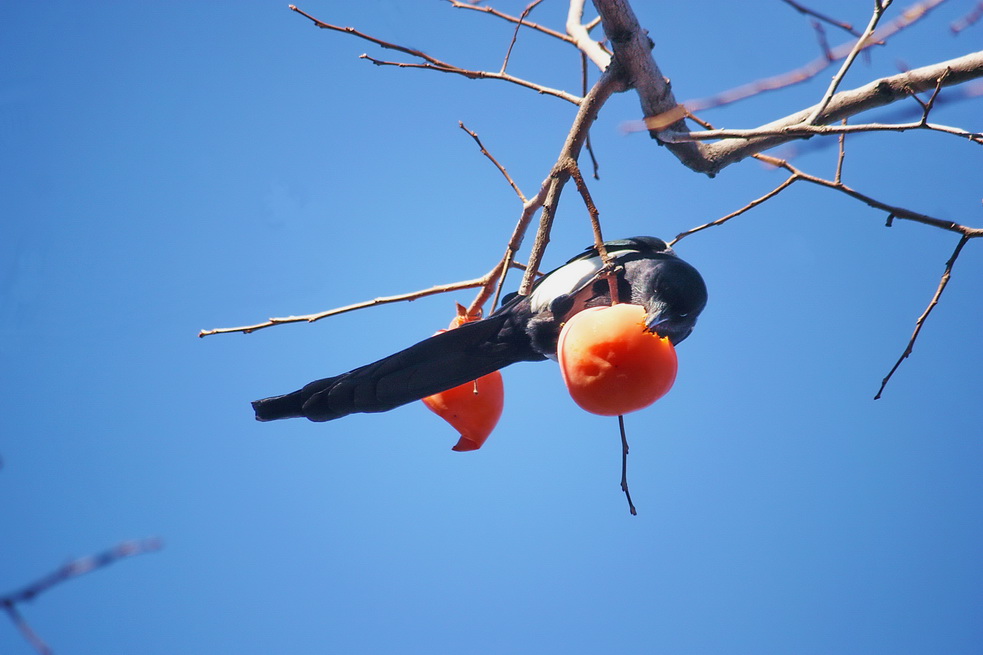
[645,313,672,337]
[645,311,694,345]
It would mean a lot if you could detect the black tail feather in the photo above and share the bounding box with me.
[251,313,533,423]
[251,377,335,422]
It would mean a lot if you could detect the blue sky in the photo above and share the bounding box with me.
[2,1,981,653]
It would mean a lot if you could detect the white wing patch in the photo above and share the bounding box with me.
[528,255,604,313]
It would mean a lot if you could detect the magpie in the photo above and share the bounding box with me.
[252,236,707,422]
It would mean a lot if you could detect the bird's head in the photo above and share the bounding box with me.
[636,256,708,345]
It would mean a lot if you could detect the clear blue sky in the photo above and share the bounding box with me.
[2,2,981,653]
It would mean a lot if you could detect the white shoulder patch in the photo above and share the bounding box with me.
[528,255,603,313]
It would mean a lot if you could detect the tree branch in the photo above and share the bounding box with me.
[780,0,861,37]
[200,278,494,337]
[289,4,582,105]
[664,51,983,175]
[590,0,707,164]
[567,0,611,70]
[447,0,575,45]
[652,0,944,122]
[659,119,983,145]
[875,235,972,399]
[519,65,627,295]
[2,539,162,655]
[805,0,894,124]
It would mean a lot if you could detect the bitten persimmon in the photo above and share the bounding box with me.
[422,370,504,451]
[557,303,677,416]
[421,311,505,451]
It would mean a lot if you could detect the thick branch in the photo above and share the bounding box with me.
[567,0,611,69]
[661,120,983,144]
[590,0,707,165]
[666,51,983,175]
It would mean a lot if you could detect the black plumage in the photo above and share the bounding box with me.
[252,236,707,423]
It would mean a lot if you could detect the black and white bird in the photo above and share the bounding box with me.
[252,236,707,422]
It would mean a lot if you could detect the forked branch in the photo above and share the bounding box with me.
[2,539,162,655]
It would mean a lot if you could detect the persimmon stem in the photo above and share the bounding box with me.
[618,414,637,516]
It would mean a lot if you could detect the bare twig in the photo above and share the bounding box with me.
[654,51,983,175]
[618,415,637,516]
[447,0,575,45]
[200,278,489,337]
[875,235,972,398]
[501,0,545,74]
[289,4,582,105]
[581,53,601,179]
[805,0,894,124]
[670,175,799,244]
[676,150,982,241]
[519,65,627,295]
[570,163,619,302]
[2,602,51,655]
[781,0,861,37]
[455,121,542,314]
[951,1,983,33]
[2,538,162,655]
[788,162,983,237]
[638,0,950,143]
[458,122,526,202]
[834,118,848,184]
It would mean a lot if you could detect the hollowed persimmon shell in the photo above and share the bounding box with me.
[422,312,504,451]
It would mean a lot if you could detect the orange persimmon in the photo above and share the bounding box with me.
[557,303,677,416]
[421,310,504,451]
[422,370,504,451]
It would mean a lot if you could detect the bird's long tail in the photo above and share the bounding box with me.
[252,313,528,422]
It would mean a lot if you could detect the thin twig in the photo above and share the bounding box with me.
[358,54,581,104]
[788,162,983,237]
[2,603,51,655]
[618,415,637,516]
[581,52,601,179]
[912,67,950,119]
[670,175,799,244]
[875,235,971,398]
[951,1,983,33]
[806,0,891,124]
[200,278,489,337]
[2,538,162,655]
[458,122,527,202]
[570,163,619,302]
[834,118,847,184]
[781,0,861,37]
[446,0,575,45]
[501,0,545,74]
[455,122,537,314]
[289,4,582,105]
[671,126,983,243]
